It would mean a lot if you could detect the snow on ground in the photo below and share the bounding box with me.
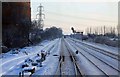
[60,40,76,75]
[76,42,118,69]
[67,38,118,68]
[0,39,58,64]
[0,38,59,76]
[66,38,114,75]
[67,38,118,75]
[65,38,104,75]
[1,37,118,76]
[33,38,61,75]
[70,37,118,54]
[83,41,118,53]
[0,40,49,62]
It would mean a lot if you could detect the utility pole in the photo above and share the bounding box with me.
[36,3,45,29]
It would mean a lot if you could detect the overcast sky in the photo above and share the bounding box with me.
[31,0,118,34]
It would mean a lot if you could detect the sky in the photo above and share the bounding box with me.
[31,0,118,34]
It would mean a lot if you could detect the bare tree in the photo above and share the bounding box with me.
[103,26,106,35]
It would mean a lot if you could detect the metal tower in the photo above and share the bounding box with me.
[36,3,45,29]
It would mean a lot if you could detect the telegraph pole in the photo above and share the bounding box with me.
[36,3,45,29]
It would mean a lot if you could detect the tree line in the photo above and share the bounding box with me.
[85,26,118,37]
[29,20,63,44]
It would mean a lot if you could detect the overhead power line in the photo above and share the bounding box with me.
[45,11,117,23]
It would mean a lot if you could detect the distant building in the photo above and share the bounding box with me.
[2,2,31,48]
[70,32,83,40]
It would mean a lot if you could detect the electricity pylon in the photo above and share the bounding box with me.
[36,3,45,29]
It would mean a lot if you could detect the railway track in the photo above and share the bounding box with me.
[70,38,119,61]
[68,38,120,72]
[54,38,84,76]
[45,39,60,56]
[67,38,119,76]
[64,39,85,76]
[54,39,63,75]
